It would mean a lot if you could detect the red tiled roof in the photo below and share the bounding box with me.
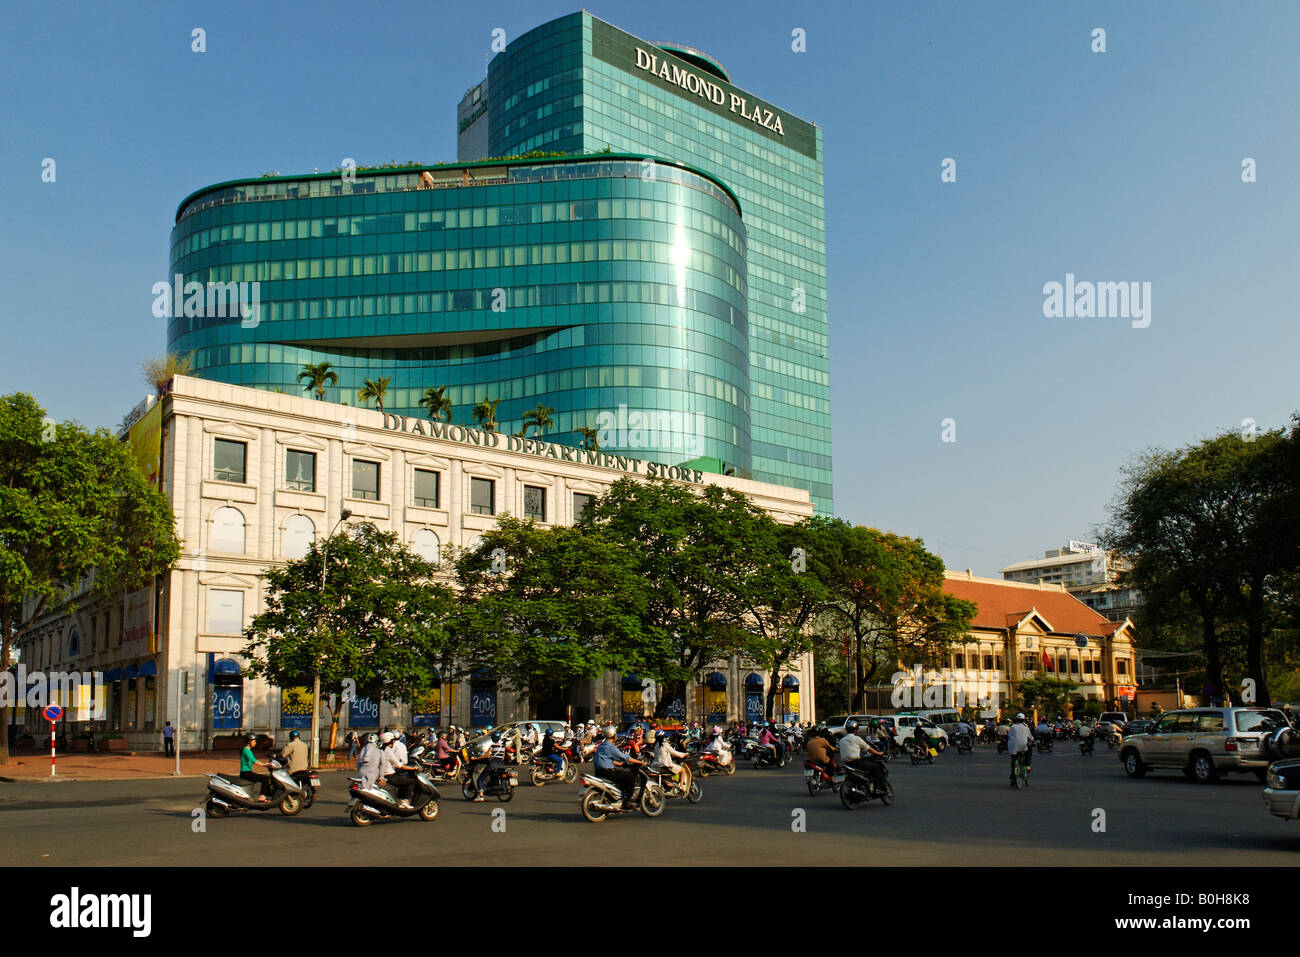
[944,574,1120,637]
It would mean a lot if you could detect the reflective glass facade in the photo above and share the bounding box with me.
[167,156,751,473]
[459,13,832,511]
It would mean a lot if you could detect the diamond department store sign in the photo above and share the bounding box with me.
[381,414,706,484]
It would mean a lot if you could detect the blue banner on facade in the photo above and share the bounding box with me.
[213,688,243,730]
[349,697,379,728]
[469,688,496,728]
[745,693,764,723]
[666,697,685,719]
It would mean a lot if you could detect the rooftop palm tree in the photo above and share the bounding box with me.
[357,376,392,412]
[521,403,555,438]
[297,362,338,401]
[419,386,452,423]
[573,426,600,452]
[472,397,502,433]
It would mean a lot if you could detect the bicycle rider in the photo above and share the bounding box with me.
[1007,712,1034,786]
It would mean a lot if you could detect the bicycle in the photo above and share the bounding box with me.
[1011,749,1031,789]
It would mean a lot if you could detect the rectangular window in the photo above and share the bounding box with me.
[1117,659,1128,675]
[413,469,440,508]
[285,450,316,492]
[470,477,494,515]
[523,486,546,521]
[573,493,594,521]
[208,589,245,635]
[213,439,246,483]
[952,653,964,669]
[352,460,380,501]
[982,654,993,671]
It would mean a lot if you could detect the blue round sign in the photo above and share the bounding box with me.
[43,705,63,722]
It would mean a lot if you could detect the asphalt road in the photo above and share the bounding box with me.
[2,745,1295,866]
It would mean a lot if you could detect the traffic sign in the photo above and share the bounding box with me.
[43,705,63,723]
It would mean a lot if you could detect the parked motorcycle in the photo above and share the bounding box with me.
[347,771,440,826]
[579,765,666,822]
[837,761,894,809]
[203,759,306,817]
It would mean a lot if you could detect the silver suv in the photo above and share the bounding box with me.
[1120,707,1291,783]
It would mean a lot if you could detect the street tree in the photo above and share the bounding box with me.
[0,393,180,765]
[243,523,458,754]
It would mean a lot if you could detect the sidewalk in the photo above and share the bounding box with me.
[0,750,356,782]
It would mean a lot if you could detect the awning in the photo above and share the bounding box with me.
[104,668,123,682]
[705,671,727,688]
[122,664,139,680]
[139,661,158,677]
[213,658,242,675]
[782,675,799,688]
[744,674,764,688]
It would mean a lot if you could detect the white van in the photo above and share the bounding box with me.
[893,713,950,750]
[912,709,963,736]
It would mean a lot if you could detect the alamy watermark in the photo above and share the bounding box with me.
[1042,273,1150,329]
[890,664,1000,710]
[0,667,106,716]
[596,404,703,457]
[152,274,261,328]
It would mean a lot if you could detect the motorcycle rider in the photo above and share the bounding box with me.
[804,726,837,773]
[911,721,929,756]
[954,717,973,749]
[540,729,566,776]
[594,724,643,808]
[239,733,273,801]
[648,729,689,786]
[756,722,781,765]
[356,733,381,789]
[280,729,308,775]
[839,720,886,794]
[473,731,512,802]
[1007,713,1034,785]
[1034,716,1053,748]
[433,730,457,775]
[378,731,417,808]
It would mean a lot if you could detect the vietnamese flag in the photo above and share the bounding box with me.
[1041,649,1054,672]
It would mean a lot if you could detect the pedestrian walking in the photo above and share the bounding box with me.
[163,721,175,757]
[346,729,360,760]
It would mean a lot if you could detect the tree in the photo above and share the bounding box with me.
[521,404,555,438]
[573,427,600,451]
[733,516,833,720]
[1103,422,1300,707]
[472,397,502,432]
[819,524,974,713]
[297,362,337,400]
[577,479,766,718]
[357,376,391,413]
[1015,676,1078,716]
[0,393,180,765]
[419,386,452,423]
[140,353,192,395]
[242,524,458,754]
[452,517,646,711]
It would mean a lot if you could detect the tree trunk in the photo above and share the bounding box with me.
[654,678,687,720]
[0,607,11,766]
[765,668,781,720]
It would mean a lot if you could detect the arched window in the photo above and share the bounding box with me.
[411,528,441,565]
[210,506,245,554]
[283,514,316,560]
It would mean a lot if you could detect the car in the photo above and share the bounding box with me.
[893,713,950,750]
[1096,711,1129,736]
[821,714,880,739]
[465,721,569,758]
[1122,719,1155,736]
[1119,707,1291,783]
[1262,726,1300,821]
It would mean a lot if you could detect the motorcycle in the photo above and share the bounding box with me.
[688,747,735,777]
[804,759,840,796]
[837,761,893,809]
[460,759,519,801]
[347,771,441,826]
[530,752,579,786]
[409,745,467,785]
[289,767,320,808]
[1035,734,1054,754]
[978,724,999,745]
[203,759,307,817]
[953,732,974,754]
[643,762,701,803]
[1107,731,1123,749]
[749,740,787,769]
[578,764,666,822]
[907,740,936,765]
[1078,734,1094,755]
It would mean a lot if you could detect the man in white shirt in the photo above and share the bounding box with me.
[838,719,886,794]
[1006,714,1034,786]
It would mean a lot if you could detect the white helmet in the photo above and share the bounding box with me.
[602,725,617,739]
[551,730,565,740]
[380,731,395,744]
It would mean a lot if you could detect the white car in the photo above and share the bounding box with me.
[892,714,949,750]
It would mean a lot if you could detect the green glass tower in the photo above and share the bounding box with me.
[458,12,831,511]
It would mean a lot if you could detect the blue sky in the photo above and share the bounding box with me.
[2,1,1296,577]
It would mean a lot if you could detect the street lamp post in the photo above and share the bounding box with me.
[310,508,352,768]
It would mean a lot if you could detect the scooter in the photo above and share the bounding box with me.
[204,759,306,817]
[643,762,701,803]
[907,740,936,764]
[347,771,440,826]
[688,747,735,777]
[578,765,666,822]
[530,752,578,786]
[838,761,893,809]
[410,745,467,784]
[460,760,519,801]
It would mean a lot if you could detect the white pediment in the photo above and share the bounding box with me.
[407,453,452,470]
[198,571,259,588]
[203,421,261,441]
[463,462,504,479]
[565,478,605,494]
[342,442,391,461]
[515,470,555,486]
[275,431,329,451]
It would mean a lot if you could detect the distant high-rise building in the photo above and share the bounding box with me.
[1000,542,1142,623]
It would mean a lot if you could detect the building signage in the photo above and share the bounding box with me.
[381,414,706,484]
[280,686,314,729]
[350,696,379,728]
[590,18,818,160]
[212,687,242,730]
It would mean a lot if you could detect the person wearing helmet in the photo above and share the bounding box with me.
[433,730,457,774]
[650,729,689,785]
[356,731,382,790]
[379,731,418,807]
[839,719,886,794]
[594,724,643,807]
[1006,713,1033,786]
[539,729,566,776]
[280,729,308,775]
[473,731,513,801]
[804,723,837,771]
[756,722,781,765]
[239,733,273,801]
